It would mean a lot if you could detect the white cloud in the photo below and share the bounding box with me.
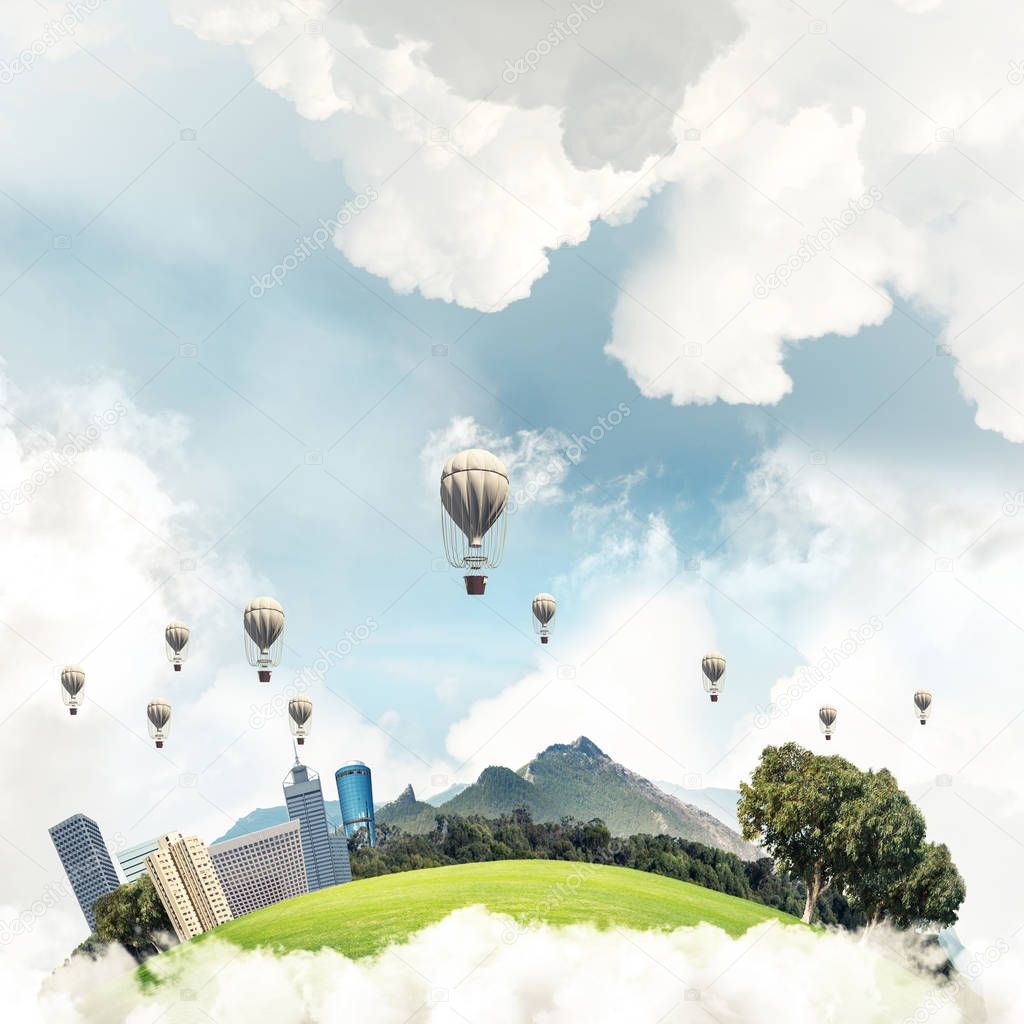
[420,415,575,510]
[169,0,741,311]
[8,907,1016,1022]
[171,0,1024,442]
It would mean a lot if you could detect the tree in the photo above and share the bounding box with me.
[738,742,865,923]
[883,842,966,930]
[93,876,174,961]
[838,769,927,929]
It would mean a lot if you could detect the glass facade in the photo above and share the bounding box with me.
[117,838,158,883]
[48,813,121,931]
[335,762,376,845]
[283,760,348,890]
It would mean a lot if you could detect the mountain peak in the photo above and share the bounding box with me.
[537,736,609,761]
[396,784,416,803]
[570,736,607,758]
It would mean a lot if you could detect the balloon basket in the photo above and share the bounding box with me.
[710,694,718,702]
[156,741,164,749]
[825,734,832,741]
[69,707,78,716]
[174,664,181,672]
[540,636,548,645]
[297,738,304,745]
[920,719,926,725]
[464,575,487,595]
[258,670,271,683]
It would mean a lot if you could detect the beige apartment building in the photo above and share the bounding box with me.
[145,831,232,941]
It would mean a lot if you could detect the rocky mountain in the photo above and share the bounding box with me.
[379,737,758,859]
[655,782,744,836]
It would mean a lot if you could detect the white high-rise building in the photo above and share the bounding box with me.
[145,832,232,942]
[209,820,308,918]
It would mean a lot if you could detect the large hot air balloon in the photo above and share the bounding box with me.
[914,689,932,725]
[702,651,726,703]
[61,665,85,716]
[440,449,509,595]
[147,699,171,749]
[165,621,190,672]
[244,597,285,682]
[819,704,838,741]
[288,695,313,745]
[532,593,556,644]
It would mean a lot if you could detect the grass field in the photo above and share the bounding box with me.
[199,860,799,959]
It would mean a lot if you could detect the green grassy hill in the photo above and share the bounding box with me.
[198,860,798,959]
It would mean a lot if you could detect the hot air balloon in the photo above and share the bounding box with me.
[819,704,838,741]
[532,593,556,644]
[914,689,932,725]
[288,695,313,745]
[165,621,190,672]
[61,665,85,716]
[244,597,285,682]
[440,449,509,595]
[702,651,726,703]
[147,699,171,749]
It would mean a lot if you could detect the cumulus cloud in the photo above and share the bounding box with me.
[421,415,576,510]
[444,508,719,782]
[169,0,741,311]
[171,0,1024,442]
[7,907,1012,1022]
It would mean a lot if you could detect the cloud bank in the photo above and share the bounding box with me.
[172,0,1024,441]
[8,907,1013,1022]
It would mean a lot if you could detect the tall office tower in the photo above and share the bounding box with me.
[209,820,308,918]
[144,832,232,942]
[335,761,376,846]
[282,757,347,890]
[328,831,353,884]
[116,838,159,884]
[48,813,121,931]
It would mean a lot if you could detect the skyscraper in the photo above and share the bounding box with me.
[209,820,308,918]
[145,832,232,942]
[335,761,376,846]
[48,813,120,931]
[283,757,349,890]
[116,838,159,884]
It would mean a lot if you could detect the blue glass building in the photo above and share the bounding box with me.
[335,761,376,846]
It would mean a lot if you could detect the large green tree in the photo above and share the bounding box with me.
[738,743,865,923]
[883,842,966,929]
[93,875,174,961]
[838,768,927,928]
